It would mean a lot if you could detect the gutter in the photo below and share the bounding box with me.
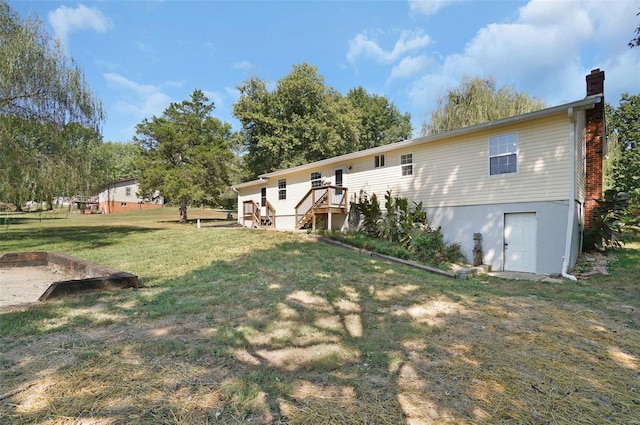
[562,107,578,281]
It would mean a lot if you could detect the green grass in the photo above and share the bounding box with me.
[1,209,639,424]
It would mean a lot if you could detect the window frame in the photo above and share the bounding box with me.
[374,154,386,168]
[310,171,322,188]
[489,132,518,176]
[260,187,267,207]
[278,179,286,200]
[400,153,413,177]
[125,187,131,196]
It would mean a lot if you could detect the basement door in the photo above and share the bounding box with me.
[504,212,537,273]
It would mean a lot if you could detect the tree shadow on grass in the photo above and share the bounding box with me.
[1,225,159,252]
[1,234,639,424]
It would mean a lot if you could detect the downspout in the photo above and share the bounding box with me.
[562,107,578,281]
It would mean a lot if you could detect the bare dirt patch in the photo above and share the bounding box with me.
[0,265,81,311]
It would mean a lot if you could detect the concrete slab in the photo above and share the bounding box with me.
[486,271,565,283]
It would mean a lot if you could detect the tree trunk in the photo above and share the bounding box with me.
[179,198,188,223]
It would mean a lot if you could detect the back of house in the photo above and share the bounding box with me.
[235,70,605,276]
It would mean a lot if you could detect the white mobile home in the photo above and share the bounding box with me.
[235,70,606,276]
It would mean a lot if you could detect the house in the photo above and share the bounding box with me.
[234,69,606,276]
[97,178,164,214]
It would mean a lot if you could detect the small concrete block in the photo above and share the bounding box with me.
[456,268,477,280]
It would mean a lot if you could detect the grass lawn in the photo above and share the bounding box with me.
[1,208,639,424]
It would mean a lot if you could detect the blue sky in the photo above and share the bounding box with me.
[11,0,640,142]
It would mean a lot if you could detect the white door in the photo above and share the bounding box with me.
[504,213,537,273]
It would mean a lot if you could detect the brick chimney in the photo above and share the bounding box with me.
[583,68,605,251]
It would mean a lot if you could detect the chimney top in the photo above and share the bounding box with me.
[586,69,605,97]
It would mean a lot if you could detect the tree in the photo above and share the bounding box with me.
[234,63,412,178]
[134,90,233,223]
[608,94,640,194]
[0,1,104,209]
[422,76,545,135]
[630,7,640,48]
[606,93,640,225]
[0,1,103,129]
[346,87,412,149]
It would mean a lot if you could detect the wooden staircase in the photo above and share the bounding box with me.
[295,185,348,230]
[242,200,275,228]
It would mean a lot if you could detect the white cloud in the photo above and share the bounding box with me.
[225,86,241,102]
[407,0,638,125]
[388,55,431,83]
[48,5,111,46]
[103,73,172,138]
[203,90,224,109]
[233,61,255,73]
[408,0,456,16]
[347,29,431,64]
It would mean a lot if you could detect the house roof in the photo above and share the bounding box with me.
[235,94,602,185]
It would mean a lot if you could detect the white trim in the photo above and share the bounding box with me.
[253,95,602,180]
[400,152,414,177]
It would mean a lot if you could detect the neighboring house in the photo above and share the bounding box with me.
[234,70,606,276]
[98,178,164,214]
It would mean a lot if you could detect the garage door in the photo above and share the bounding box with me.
[504,212,537,273]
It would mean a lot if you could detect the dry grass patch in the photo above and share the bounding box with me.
[1,210,639,424]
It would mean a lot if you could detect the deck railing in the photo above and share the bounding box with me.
[242,200,276,228]
[294,185,347,229]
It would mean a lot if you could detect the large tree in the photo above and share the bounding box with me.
[608,93,640,197]
[134,90,233,223]
[346,87,412,149]
[0,1,104,209]
[234,63,412,178]
[422,76,545,135]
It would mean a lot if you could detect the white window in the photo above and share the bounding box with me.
[374,154,385,168]
[400,153,413,176]
[125,187,131,196]
[310,172,322,188]
[489,133,518,175]
[261,187,267,207]
[278,179,286,200]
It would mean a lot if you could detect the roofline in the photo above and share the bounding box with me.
[251,94,602,179]
[233,177,268,190]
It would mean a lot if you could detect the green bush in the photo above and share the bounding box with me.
[410,227,466,267]
[586,189,640,250]
[327,190,467,269]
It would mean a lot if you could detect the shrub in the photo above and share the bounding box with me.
[410,227,466,267]
[586,189,640,250]
[355,191,382,238]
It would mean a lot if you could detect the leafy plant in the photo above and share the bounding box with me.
[410,226,466,267]
[350,190,466,268]
[355,190,382,237]
[587,189,640,250]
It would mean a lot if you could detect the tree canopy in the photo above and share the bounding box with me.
[0,1,105,210]
[346,87,412,149]
[630,7,640,48]
[422,76,545,135]
[134,90,234,223]
[0,1,103,129]
[233,63,412,178]
[608,93,640,196]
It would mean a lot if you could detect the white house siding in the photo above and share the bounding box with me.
[235,100,601,273]
[97,180,140,204]
[424,201,569,275]
[338,115,570,209]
